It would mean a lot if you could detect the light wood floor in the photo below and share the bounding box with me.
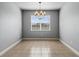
[1,40,78,57]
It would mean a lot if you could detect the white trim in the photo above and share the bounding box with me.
[23,38,58,41]
[0,39,22,56]
[31,15,32,31]
[60,39,79,56]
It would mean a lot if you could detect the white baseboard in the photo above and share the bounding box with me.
[0,39,22,56]
[60,39,79,56]
[23,38,59,41]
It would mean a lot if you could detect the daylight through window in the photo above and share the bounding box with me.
[31,16,50,31]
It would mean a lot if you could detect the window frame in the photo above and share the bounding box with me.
[31,15,51,31]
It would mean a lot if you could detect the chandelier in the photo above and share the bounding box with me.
[33,2,46,16]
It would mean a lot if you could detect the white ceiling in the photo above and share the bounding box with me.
[15,2,66,10]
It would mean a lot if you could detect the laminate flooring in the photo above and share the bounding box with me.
[1,40,78,57]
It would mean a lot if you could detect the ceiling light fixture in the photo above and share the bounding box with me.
[33,2,46,16]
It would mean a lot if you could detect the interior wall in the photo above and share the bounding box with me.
[0,2,22,52]
[60,2,79,51]
[22,10,59,38]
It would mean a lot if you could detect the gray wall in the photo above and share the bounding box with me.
[0,3,22,52]
[60,2,79,51]
[22,10,59,38]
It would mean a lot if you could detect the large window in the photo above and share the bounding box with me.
[31,15,50,31]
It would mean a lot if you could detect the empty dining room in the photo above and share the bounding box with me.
[0,1,79,57]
